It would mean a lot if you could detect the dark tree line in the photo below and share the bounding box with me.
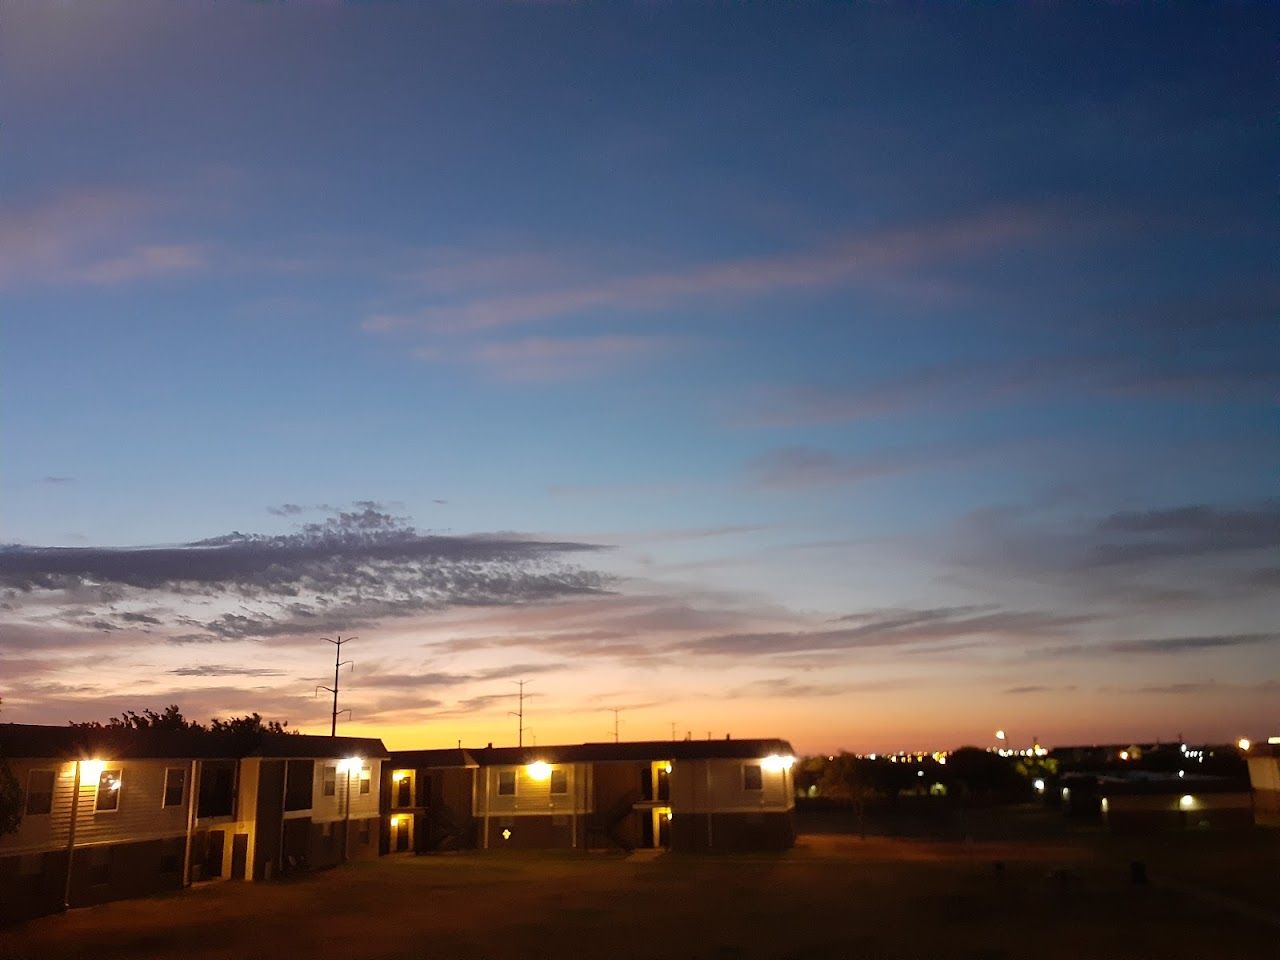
[71,704,294,735]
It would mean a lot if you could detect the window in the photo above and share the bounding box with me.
[497,770,516,796]
[359,767,371,795]
[197,761,236,818]
[742,763,763,791]
[163,767,186,808]
[25,769,54,815]
[284,760,314,811]
[95,768,123,812]
[549,769,567,795]
[323,765,337,797]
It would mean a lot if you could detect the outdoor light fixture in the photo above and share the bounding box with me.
[526,761,551,781]
[995,730,1006,741]
[501,828,512,840]
[761,754,795,772]
[80,759,105,781]
[1119,750,1130,761]
[663,762,672,774]
[1179,795,1194,809]
[1237,738,1251,751]
[391,770,407,782]
[1033,779,1045,794]
[338,756,362,773]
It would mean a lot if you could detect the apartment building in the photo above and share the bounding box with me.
[0,723,387,922]
[383,737,797,854]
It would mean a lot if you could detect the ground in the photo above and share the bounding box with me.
[2,827,1277,960]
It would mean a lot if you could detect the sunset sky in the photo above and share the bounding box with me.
[2,2,1276,754]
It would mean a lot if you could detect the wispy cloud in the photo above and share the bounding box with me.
[0,189,207,289]
[363,206,1054,335]
[0,506,611,643]
[416,334,680,383]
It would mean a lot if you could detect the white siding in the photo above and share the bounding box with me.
[670,758,793,814]
[477,764,585,816]
[0,758,192,856]
[309,758,382,823]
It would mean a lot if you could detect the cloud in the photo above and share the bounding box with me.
[743,352,1279,428]
[1003,684,1074,695]
[676,606,1092,658]
[363,206,1051,336]
[39,476,75,485]
[1088,502,1280,567]
[747,446,932,490]
[416,334,680,383]
[0,189,206,290]
[168,665,286,677]
[1106,633,1277,655]
[0,506,611,642]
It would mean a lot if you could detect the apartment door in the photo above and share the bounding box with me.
[230,833,248,880]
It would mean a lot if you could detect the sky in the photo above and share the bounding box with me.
[1,1,1277,754]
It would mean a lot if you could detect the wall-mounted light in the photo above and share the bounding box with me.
[391,770,408,782]
[338,756,362,773]
[526,761,551,781]
[80,759,106,781]
[1179,795,1195,809]
[761,754,795,773]
[1237,738,1251,752]
[663,762,672,774]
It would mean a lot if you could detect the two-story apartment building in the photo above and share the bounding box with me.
[0,723,388,923]
[383,737,796,854]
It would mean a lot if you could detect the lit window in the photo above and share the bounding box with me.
[549,769,567,795]
[323,765,337,797]
[163,768,186,808]
[743,764,763,791]
[498,770,516,796]
[25,770,54,815]
[359,767,371,795]
[95,768,123,812]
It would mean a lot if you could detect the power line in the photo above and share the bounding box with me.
[315,635,355,736]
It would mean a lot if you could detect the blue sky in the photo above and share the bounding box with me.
[2,1,1276,751]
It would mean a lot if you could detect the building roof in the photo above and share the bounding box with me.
[1094,772,1249,796]
[390,737,795,768]
[0,723,388,761]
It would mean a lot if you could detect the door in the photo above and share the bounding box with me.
[395,818,410,852]
[230,833,249,880]
[205,830,225,879]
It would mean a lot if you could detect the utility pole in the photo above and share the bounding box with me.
[316,635,355,736]
[509,679,530,748]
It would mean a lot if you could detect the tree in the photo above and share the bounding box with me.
[209,713,293,736]
[0,698,24,837]
[68,707,295,735]
[71,704,199,731]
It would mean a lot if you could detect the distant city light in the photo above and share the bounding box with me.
[1237,738,1251,751]
[1179,795,1194,809]
[1033,779,1045,794]
[995,730,1006,741]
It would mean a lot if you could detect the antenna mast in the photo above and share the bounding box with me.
[315,635,355,736]
[509,679,530,747]
[609,708,622,743]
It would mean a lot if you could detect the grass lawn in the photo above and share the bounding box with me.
[1,832,1276,960]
